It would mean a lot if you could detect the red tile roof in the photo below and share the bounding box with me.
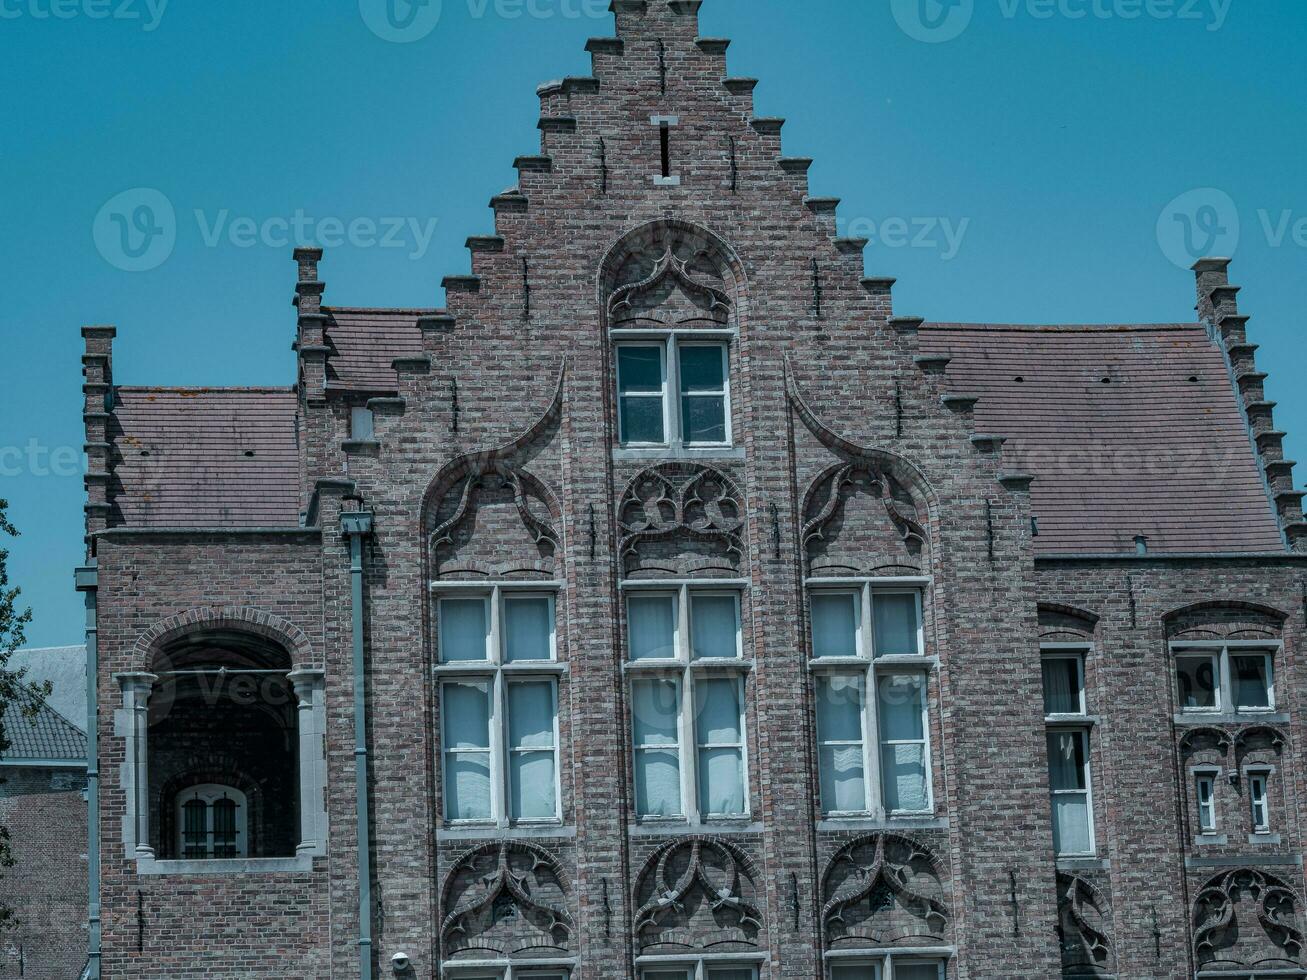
[323,307,428,391]
[110,387,301,528]
[919,323,1284,555]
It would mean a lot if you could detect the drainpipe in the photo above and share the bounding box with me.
[341,507,374,980]
[74,563,100,979]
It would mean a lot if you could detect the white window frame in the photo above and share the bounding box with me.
[623,582,750,825]
[807,578,932,821]
[1047,727,1096,857]
[1194,769,1220,834]
[637,961,761,980]
[1040,649,1087,719]
[825,953,949,979]
[175,784,248,860]
[1172,642,1278,716]
[434,584,564,829]
[1248,768,1272,834]
[616,341,670,447]
[614,334,733,450]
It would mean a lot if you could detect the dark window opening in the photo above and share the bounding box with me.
[148,630,299,859]
[660,123,671,178]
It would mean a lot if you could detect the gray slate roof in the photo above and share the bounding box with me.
[2,646,89,764]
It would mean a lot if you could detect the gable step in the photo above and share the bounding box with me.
[466,236,505,253]
[889,316,924,334]
[563,76,600,95]
[514,155,553,173]
[696,37,730,55]
[862,277,896,293]
[490,190,529,214]
[418,313,455,331]
[538,116,577,134]
[805,197,839,214]
[915,354,950,372]
[442,276,481,294]
[585,37,624,55]
[723,77,758,95]
[941,393,980,412]
[970,434,1008,452]
[751,117,785,137]
[834,237,868,256]
[779,157,813,174]
[999,472,1036,492]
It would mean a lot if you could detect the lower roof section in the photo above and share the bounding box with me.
[919,322,1285,556]
[109,387,301,529]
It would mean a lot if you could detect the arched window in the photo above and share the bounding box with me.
[176,784,248,859]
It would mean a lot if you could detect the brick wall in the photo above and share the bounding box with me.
[0,766,88,980]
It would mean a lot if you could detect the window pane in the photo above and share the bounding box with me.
[1041,658,1081,714]
[820,744,867,814]
[443,682,491,749]
[446,752,492,821]
[705,970,754,980]
[679,344,726,391]
[698,747,745,816]
[632,679,679,746]
[504,596,552,662]
[681,394,727,444]
[642,972,692,980]
[812,593,859,658]
[1053,794,1092,854]
[831,966,882,980]
[510,751,557,820]
[440,598,489,662]
[878,674,926,741]
[629,595,677,660]
[695,678,742,744]
[508,682,555,749]
[1177,655,1218,710]
[635,749,681,817]
[872,593,920,656]
[1232,655,1271,709]
[691,594,739,659]
[618,345,664,392]
[881,742,928,812]
[894,965,942,980]
[817,675,864,742]
[1046,732,1087,791]
[621,394,665,444]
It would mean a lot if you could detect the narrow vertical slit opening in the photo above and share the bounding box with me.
[660,124,671,178]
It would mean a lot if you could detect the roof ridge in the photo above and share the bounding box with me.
[923,322,1203,332]
[114,386,297,394]
[323,306,444,315]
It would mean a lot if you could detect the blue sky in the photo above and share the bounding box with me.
[2,0,1305,647]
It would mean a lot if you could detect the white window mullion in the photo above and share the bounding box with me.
[666,335,681,450]
[677,586,698,822]
[865,665,886,821]
[859,583,874,660]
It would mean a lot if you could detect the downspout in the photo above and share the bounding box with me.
[341,507,374,980]
[74,563,100,979]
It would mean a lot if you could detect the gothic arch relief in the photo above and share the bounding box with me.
[633,837,765,953]
[787,357,932,576]
[600,220,744,329]
[1194,869,1304,972]
[618,464,745,577]
[1057,873,1115,977]
[821,834,949,948]
[424,365,565,579]
[440,841,574,959]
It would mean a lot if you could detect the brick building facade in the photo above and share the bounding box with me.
[74,2,1305,977]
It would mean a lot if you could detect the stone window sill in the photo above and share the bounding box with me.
[136,854,316,876]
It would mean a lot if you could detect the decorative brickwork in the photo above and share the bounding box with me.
[70,1,1306,977]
